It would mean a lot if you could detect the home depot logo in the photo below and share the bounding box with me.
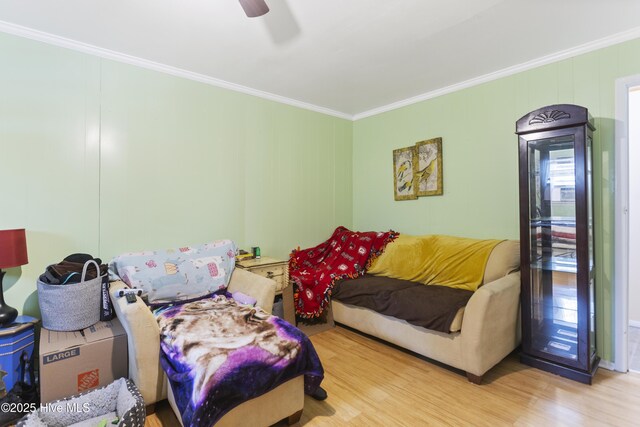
[77,369,99,392]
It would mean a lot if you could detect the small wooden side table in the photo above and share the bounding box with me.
[236,257,295,325]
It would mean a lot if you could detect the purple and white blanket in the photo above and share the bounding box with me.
[154,296,324,427]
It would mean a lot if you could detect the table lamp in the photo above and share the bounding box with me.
[0,229,28,326]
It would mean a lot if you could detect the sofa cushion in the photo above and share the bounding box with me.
[367,234,502,291]
[449,307,465,332]
[367,234,429,282]
[333,275,473,333]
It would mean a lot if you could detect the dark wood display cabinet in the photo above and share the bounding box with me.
[516,104,599,384]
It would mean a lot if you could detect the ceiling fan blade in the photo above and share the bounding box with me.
[239,0,269,17]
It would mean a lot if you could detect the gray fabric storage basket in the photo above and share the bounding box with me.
[37,260,102,331]
[18,378,146,427]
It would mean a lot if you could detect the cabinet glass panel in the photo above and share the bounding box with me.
[528,135,578,361]
[587,136,595,356]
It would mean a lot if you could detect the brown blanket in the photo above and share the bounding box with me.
[332,275,473,333]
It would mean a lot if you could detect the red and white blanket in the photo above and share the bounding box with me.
[289,226,397,319]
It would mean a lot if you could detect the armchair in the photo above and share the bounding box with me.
[110,268,305,426]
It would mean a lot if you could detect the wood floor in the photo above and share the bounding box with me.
[146,326,640,426]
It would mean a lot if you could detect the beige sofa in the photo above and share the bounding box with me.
[332,240,521,384]
[110,268,305,426]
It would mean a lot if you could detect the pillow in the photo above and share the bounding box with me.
[367,234,431,282]
[109,240,237,303]
[231,291,257,307]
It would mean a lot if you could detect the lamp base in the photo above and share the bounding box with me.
[0,270,19,327]
[0,304,18,327]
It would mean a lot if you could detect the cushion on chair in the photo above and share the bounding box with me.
[109,240,237,303]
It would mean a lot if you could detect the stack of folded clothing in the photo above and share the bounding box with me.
[39,253,107,285]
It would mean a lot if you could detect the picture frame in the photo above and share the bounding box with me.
[415,137,443,196]
[393,146,418,200]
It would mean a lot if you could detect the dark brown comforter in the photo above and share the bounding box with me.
[332,275,473,333]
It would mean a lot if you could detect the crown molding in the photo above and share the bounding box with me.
[0,20,353,121]
[353,26,640,121]
[2,20,640,123]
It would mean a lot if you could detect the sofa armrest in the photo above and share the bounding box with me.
[460,272,521,377]
[228,268,276,314]
[110,281,166,405]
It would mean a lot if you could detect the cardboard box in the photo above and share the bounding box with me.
[39,319,128,403]
[296,303,335,337]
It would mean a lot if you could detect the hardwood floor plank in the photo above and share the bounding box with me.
[147,326,640,426]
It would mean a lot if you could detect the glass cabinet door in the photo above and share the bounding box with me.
[527,134,579,364]
[587,135,596,359]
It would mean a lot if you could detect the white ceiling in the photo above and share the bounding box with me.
[0,0,639,119]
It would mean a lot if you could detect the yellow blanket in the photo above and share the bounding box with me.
[367,234,503,291]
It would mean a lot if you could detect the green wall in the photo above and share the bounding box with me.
[353,37,640,361]
[0,32,352,318]
[2,26,640,363]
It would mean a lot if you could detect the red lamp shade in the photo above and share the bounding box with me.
[0,229,28,269]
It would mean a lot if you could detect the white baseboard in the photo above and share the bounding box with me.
[599,359,615,371]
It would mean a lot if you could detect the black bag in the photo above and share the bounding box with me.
[100,275,115,321]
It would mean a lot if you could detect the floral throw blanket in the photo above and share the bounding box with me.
[289,226,398,319]
[154,296,324,427]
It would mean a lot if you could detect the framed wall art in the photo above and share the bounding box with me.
[392,146,417,200]
[415,137,443,196]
